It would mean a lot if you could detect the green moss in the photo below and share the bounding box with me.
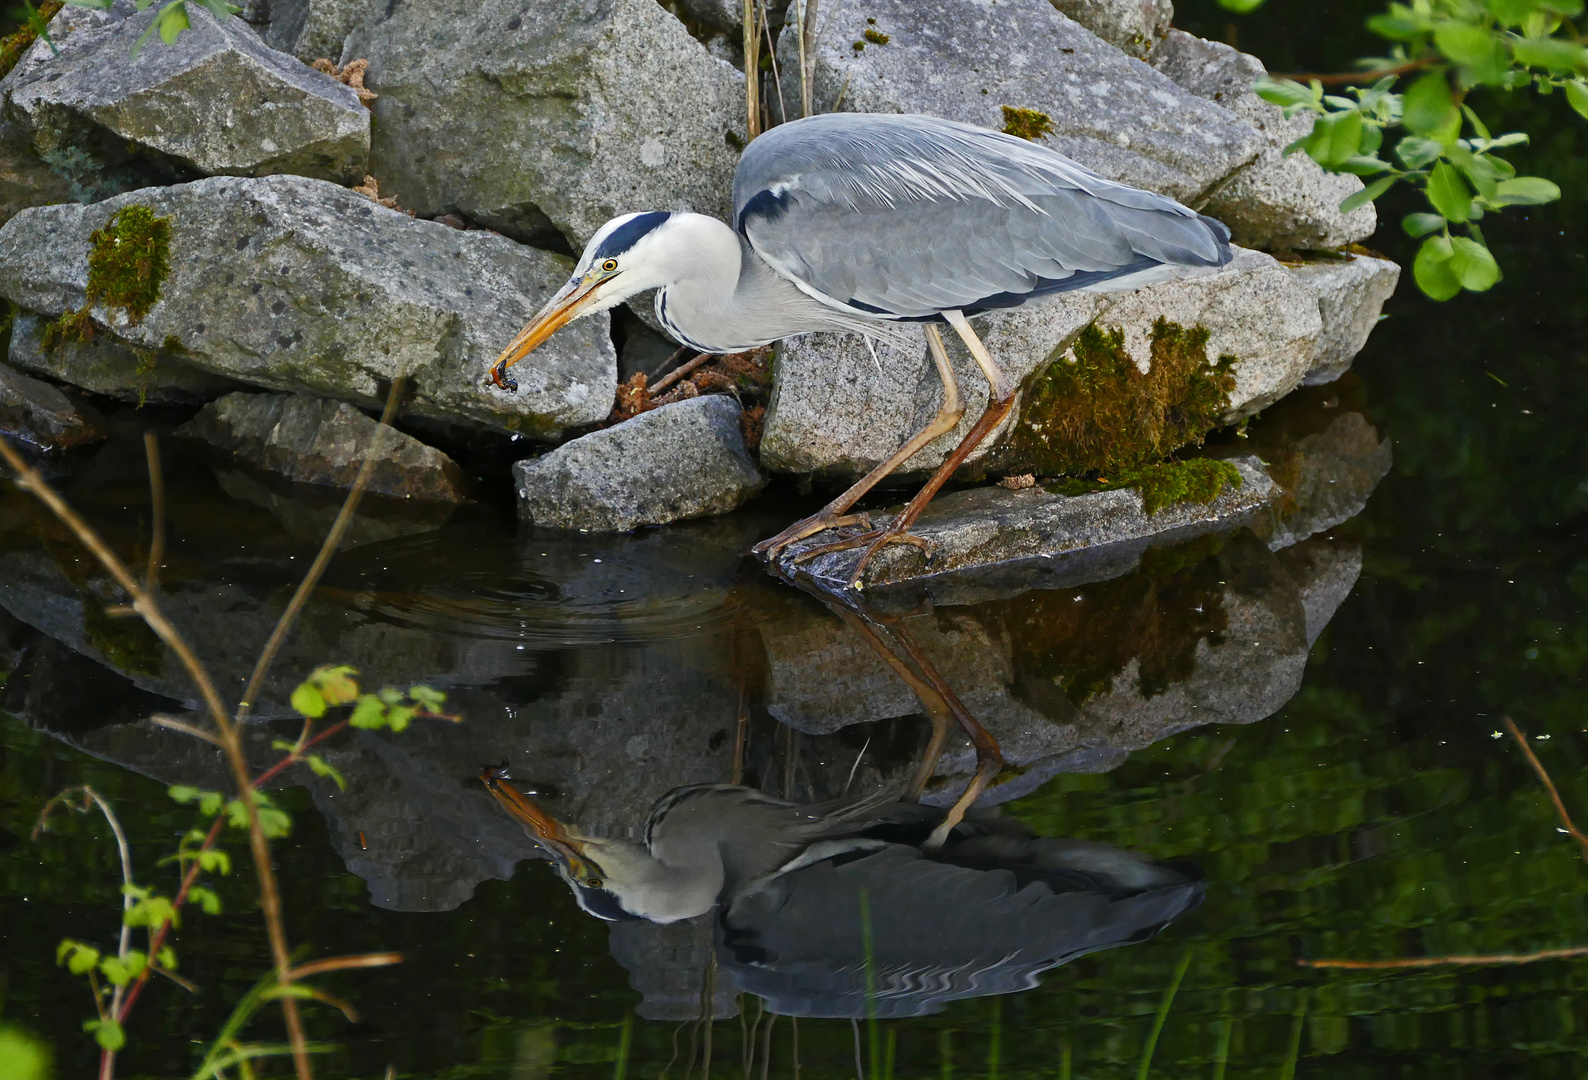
[862,28,890,44]
[1004,316,1238,477]
[86,204,171,325]
[160,333,187,355]
[83,600,164,677]
[1001,106,1054,141]
[1048,457,1243,515]
[0,0,63,80]
[39,309,95,351]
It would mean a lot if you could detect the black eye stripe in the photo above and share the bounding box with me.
[592,211,671,260]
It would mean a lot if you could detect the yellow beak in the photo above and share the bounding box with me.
[478,766,588,865]
[489,276,606,392]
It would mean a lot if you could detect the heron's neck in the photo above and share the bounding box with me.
[590,838,725,924]
[654,215,853,353]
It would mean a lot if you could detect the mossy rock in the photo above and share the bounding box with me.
[1047,457,1244,516]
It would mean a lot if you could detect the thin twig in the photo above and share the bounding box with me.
[1277,57,1432,85]
[649,344,695,381]
[287,953,404,980]
[761,0,784,127]
[234,376,406,724]
[1504,716,1588,861]
[149,713,225,747]
[742,0,760,140]
[650,353,710,396]
[143,433,164,589]
[1300,947,1588,969]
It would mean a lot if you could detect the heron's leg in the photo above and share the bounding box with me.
[798,311,1019,587]
[752,325,965,558]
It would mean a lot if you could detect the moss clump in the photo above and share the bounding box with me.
[0,0,63,80]
[863,27,890,44]
[1005,316,1237,477]
[1049,457,1243,515]
[40,309,95,350]
[86,205,172,325]
[1001,105,1054,141]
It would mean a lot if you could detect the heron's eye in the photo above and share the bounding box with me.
[586,877,604,889]
[600,259,619,273]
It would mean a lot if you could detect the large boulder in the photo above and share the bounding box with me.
[1288,253,1401,384]
[774,0,1261,206]
[1047,0,1173,59]
[1152,30,1375,250]
[514,395,766,531]
[0,363,107,451]
[345,0,744,249]
[176,391,469,502]
[3,1,369,184]
[8,311,243,404]
[0,175,617,437]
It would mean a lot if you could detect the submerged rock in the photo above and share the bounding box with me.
[514,395,766,531]
[1289,253,1401,384]
[8,312,242,405]
[3,1,368,184]
[0,363,107,451]
[176,391,468,503]
[346,0,743,248]
[0,175,616,437]
[1152,30,1375,251]
[776,0,1260,206]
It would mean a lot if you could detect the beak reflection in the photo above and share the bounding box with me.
[489,275,607,392]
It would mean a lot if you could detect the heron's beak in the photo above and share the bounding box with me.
[479,766,588,866]
[489,275,607,392]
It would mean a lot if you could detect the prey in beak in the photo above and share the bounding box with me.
[489,270,612,392]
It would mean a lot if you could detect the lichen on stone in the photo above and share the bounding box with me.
[1003,316,1238,477]
[1000,105,1054,141]
[1047,457,1244,515]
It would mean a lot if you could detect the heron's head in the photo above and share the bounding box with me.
[490,211,704,391]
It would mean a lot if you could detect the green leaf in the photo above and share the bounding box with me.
[1511,37,1588,72]
[157,946,178,969]
[1403,71,1459,136]
[199,791,224,817]
[155,0,189,44]
[0,1023,52,1080]
[1541,0,1584,14]
[409,684,446,711]
[348,694,386,729]
[1304,109,1365,169]
[1217,0,1267,12]
[290,683,326,719]
[1486,0,1540,23]
[308,664,360,706]
[1448,145,1501,200]
[1434,24,1497,64]
[188,885,223,915]
[198,847,232,875]
[1426,161,1473,221]
[1491,175,1560,204]
[168,785,203,804]
[305,754,347,790]
[1402,211,1447,236]
[1254,78,1317,108]
[1447,236,1502,289]
[99,952,146,987]
[124,894,177,931]
[1565,80,1588,120]
[57,940,101,976]
[258,808,292,838]
[1366,13,1424,39]
[1338,154,1391,175]
[84,1018,126,1053]
[1413,235,1462,300]
[1395,136,1444,169]
[385,705,414,733]
[1340,176,1396,213]
[377,685,404,705]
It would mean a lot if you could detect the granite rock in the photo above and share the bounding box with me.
[775,0,1261,206]
[1289,253,1401,384]
[8,312,243,405]
[0,363,107,451]
[514,395,766,531]
[176,391,468,502]
[1152,30,1376,250]
[253,0,367,64]
[1047,0,1173,59]
[3,1,368,184]
[0,175,617,437]
[346,0,744,249]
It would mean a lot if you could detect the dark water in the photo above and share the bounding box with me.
[4,8,1588,1079]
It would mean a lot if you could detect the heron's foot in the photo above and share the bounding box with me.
[752,511,872,560]
[790,524,936,587]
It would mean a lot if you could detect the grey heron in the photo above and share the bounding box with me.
[479,770,1203,1017]
[490,113,1233,581]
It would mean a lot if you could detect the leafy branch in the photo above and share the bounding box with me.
[1247,0,1586,298]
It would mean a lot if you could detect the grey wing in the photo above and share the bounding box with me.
[733,113,1232,320]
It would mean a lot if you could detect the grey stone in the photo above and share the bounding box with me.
[0,363,107,450]
[176,391,468,502]
[775,0,1261,206]
[257,0,368,64]
[8,312,244,405]
[0,119,72,229]
[346,0,744,249]
[778,455,1275,592]
[1046,0,1172,59]
[514,395,766,531]
[4,1,369,184]
[1275,535,1362,646]
[1250,406,1393,550]
[0,175,617,437]
[1289,253,1401,384]
[1152,30,1376,250]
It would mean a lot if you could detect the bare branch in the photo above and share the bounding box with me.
[144,432,164,589]
[1277,57,1433,86]
[149,714,225,747]
[1504,716,1588,860]
[286,953,404,981]
[1300,946,1588,969]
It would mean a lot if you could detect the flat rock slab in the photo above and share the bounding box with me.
[8,312,243,405]
[176,391,468,502]
[1289,254,1401,384]
[347,0,743,248]
[514,395,766,532]
[777,0,1260,206]
[0,363,107,451]
[0,175,616,437]
[774,456,1274,594]
[4,2,368,183]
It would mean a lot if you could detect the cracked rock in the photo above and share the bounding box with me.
[0,363,107,451]
[8,312,243,405]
